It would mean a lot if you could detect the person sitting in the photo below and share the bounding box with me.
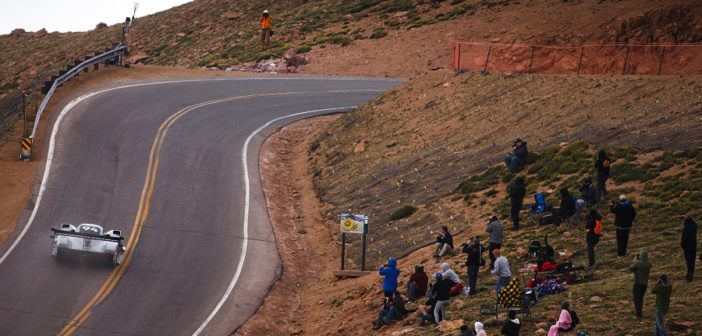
[475,321,488,336]
[373,291,407,330]
[407,265,428,301]
[558,187,576,222]
[435,225,454,257]
[548,301,573,336]
[504,138,529,173]
[579,178,597,207]
[501,309,521,336]
[439,262,464,296]
[418,297,437,326]
[461,324,476,336]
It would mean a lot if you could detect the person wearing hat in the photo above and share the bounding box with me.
[407,265,428,301]
[430,272,451,323]
[610,194,637,258]
[259,9,272,49]
[504,138,529,173]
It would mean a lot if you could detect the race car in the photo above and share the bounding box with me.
[51,223,125,266]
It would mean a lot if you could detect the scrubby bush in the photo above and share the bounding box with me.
[370,28,387,39]
[390,205,418,221]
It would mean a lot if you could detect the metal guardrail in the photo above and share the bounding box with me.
[20,44,128,159]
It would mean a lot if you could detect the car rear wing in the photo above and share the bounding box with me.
[51,228,124,243]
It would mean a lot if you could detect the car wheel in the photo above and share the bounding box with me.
[113,250,124,266]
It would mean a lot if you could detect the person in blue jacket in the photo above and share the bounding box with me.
[379,258,401,303]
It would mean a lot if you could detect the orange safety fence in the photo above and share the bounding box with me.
[451,42,702,75]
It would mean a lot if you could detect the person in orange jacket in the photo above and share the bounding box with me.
[260,9,272,49]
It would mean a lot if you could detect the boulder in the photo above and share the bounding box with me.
[535,322,548,329]
[437,319,464,332]
[535,328,546,334]
[176,32,187,38]
[451,299,464,309]
[221,11,243,20]
[9,28,26,37]
[353,141,366,153]
[126,51,150,64]
[33,28,47,37]
[590,296,603,302]
[95,22,108,30]
[391,328,415,335]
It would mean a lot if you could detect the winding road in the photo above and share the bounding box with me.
[0,77,400,336]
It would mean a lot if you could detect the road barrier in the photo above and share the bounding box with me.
[451,42,702,75]
[20,44,128,160]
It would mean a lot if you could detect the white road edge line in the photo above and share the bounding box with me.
[0,76,388,265]
[191,105,357,336]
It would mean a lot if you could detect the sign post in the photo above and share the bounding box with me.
[339,214,369,273]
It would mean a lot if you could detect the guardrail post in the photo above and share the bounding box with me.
[483,46,493,73]
[528,46,536,73]
[657,47,666,75]
[622,46,631,75]
[577,47,585,75]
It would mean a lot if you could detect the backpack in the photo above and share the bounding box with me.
[593,219,603,235]
[602,159,611,169]
[571,309,580,327]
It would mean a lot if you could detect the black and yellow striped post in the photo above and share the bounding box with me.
[20,137,32,161]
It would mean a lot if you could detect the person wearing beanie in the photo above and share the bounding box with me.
[379,258,400,303]
[681,216,698,281]
[431,273,451,323]
[651,274,672,336]
[407,265,428,300]
[629,250,652,318]
[461,324,476,336]
[610,194,637,258]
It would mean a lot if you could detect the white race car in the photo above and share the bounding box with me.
[51,223,126,266]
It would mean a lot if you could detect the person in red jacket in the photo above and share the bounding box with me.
[407,265,428,301]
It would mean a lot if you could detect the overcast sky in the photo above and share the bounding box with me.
[1,0,193,35]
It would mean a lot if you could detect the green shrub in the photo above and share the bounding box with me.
[610,162,659,184]
[370,28,387,39]
[390,205,418,221]
[295,45,312,54]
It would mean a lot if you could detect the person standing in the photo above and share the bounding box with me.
[508,176,527,230]
[651,274,672,336]
[462,237,484,296]
[431,273,451,324]
[681,216,698,281]
[629,250,652,318]
[491,249,512,297]
[594,150,611,203]
[435,225,454,257]
[610,194,637,258]
[486,216,504,270]
[585,209,603,267]
[379,258,400,304]
[259,9,272,49]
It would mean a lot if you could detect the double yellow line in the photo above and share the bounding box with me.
[57,91,346,335]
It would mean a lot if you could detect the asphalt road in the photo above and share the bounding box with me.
[0,77,401,336]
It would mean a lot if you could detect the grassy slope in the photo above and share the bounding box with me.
[310,71,702,268]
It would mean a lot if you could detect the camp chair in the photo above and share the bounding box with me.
[530,193,549,214]
[563,198,587,227]
[479,301,499,322]
[507,288,535,321]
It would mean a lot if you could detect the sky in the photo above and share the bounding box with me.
[1,0,193,35]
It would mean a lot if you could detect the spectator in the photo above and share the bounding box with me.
[373,291,407,330]
[558,187,576,222]
[417,297,437,326]
[610,194,637,258]
[629,249,652,318]
[579,178,597,207]
[259,10,272,49]
[475,321,488,336]
[652,274,672,336]
[431,273,451,324]
[435,226,454,257]
[462,237,484,295]
[681,216,698,281]
[440,262,464,296]
[501,309,521,336]
[508,176,527,230]
[547,301,572,336]
[461,324,476,336]
[504,138,529,173]
[594,149,612,203]
[379,258,400,304]
[407,265,428,301]
[486,216,505,271]
[585,209,602,267]
[491,249,512,296]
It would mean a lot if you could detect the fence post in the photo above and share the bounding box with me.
[483,46,493,73]
[577,46,585,75]
[622,46,631,75]
[528,46,536,73]
[657,47,666,75]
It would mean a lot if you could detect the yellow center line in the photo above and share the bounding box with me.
[56,90,360,335]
